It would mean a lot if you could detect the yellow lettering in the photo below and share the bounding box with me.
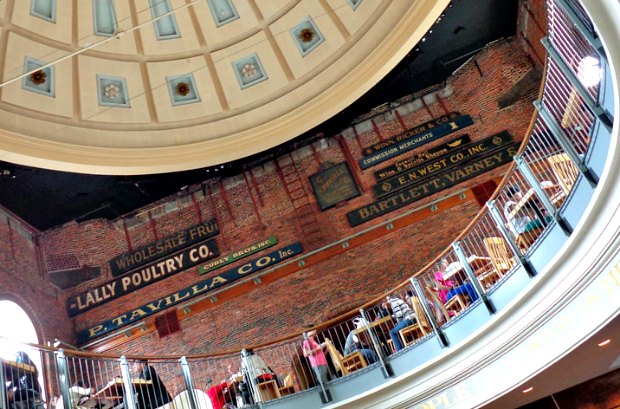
[209,276,228,287]
[88,325,106,338]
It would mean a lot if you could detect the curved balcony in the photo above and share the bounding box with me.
[1,0,618,408]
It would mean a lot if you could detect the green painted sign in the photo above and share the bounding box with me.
[372,131,513,197]
[198,236,278,275]
[347,143,519,226]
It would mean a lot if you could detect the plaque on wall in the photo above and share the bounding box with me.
[309,162,360,210]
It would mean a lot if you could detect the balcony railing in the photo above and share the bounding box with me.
[0,0,611,408]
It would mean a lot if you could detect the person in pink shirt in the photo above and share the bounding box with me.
[302,330,331,385]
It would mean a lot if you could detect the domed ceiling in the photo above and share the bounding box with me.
[0,0,447,174]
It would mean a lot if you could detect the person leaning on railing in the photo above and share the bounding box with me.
[302,330,332,385]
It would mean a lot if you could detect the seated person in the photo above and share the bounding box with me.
[385,295,417,353]
[132,360,172,409]
[432,270,479,305]
[239,348,279,402]
[343,317,377,365]
[55,382,97,409]
[7,351,42,409]
[503,185,550,241]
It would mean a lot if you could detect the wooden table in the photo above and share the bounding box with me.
[353,316,394,350]
[444,256,492,280]
[508,182,560,227]
[93,378,152,407]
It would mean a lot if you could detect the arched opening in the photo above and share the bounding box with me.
[0,299,44,403]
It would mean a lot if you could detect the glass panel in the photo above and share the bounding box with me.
[149,0,181,39]
[93,0,117,36]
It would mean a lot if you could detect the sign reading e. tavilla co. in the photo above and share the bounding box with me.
[347,143,519,226]
[361,112,460,156]
[77,242,303,343]
[373,134,471,181]
[198,236,278,275]
[110,219,218,277]
[359,115,474,169]
[67,240,220,317]
[372,131,513,197]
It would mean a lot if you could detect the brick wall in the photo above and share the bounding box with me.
[0,34,540,353]
[0,209,74,343]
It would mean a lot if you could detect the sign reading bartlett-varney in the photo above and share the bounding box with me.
[310,163,360,210]
[110,219,218,277]
[78,242,303,343]
[67,239,220,317]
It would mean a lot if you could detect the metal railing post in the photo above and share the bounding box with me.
[180,357,198,409]
[487,199,537,277]
[55,349,73,409]
[514,154,574,235]
[359,308,393,378]
[119,356,138,409]
[410,278,449,347]
[452,241,496,314]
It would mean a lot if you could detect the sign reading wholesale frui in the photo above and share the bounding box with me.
[372,131,513,198]
[361,112,460,156]
[359,114,474,169]
[110,219,219,277]
[347,143,519,226]
[373,134,471,181]
[78,242,303,343]
[67,239,220,316]
[198,236,278,275]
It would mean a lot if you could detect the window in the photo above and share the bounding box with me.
[149,0,181,40]
[93,0,117,37]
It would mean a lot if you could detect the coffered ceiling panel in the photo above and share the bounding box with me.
[0,0,448,174]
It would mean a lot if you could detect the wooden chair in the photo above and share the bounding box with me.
[482,237,515,286]
[324,338,367,376]
[277,373,296,397]
[255,379,281,402]
[399,296,433,347]
[428,290,466,322]
[547,152,580,196]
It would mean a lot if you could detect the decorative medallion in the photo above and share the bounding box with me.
[233,53,268,89]
[167,74,200,105]
[290,17,324,57]
[299,28,315,43]
[97,75,130,107]
[30,70,47,85]
[22,57,54,97]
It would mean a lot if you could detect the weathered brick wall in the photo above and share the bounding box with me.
[0,209,74,344]
[0,34,540,355]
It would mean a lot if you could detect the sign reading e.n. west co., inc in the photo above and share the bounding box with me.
[198,236,278,275]
[67,239,220,317]
[309,162,360,210]
[110,219,218,277]
[372,131,513,197]
[359,115,474,169]
[373,135,471,181]
[78,242,303,343]
[347,143,519,226]
[361,112,460,156]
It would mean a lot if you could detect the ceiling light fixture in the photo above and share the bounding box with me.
[598,339,611,347]
[522,386,534,394]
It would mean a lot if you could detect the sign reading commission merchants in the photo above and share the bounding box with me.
[373,134,471,181]
[347,143,519,226]
[67,240,220,317]
[359,115,474,169]
[309,162,360,210]
[372,131,513,197]
[110,219,218,277]
[361,112,460,156]
[198,236,278,275]
[77,242,303,343]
